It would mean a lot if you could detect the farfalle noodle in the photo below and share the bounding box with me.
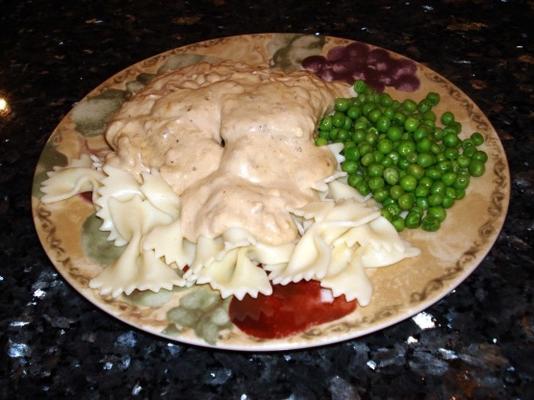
[40,61,420,306]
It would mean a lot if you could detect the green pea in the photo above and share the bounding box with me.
[421,216,440,232]
[404,117,420,132]
[454,174,470,189]
[332,111,346,128]
[419,176,433,189]
[413,126,430,142]
[426,92,440,106]
[361,152,375,166]
[347,106,361,120]
[338,129,350,142]
[437,160,452,173]
[352,129,366,143]
[373,188,389,203]
[389,185,405,200]
[368,176,385,191]
[416,196,429,210]
[385,126,401,142]
[442,196,455,209]
[402,99,417,114]
[348,174,364,188]
[359,143,373,155]
[444,148,459,160]
[383,167,400,185]
[443,132,460,148]
[428,206,446,222]
[457,155,470,168]
[354,80,368,94]
[342,161,359,174]
[392,217,405,232]
[385,202,401,217]
[381,157,393,167]
[393,111,406,126]
[380,93,393,107]
[368,163,384,177]
[471,132,484,146]
[441,111,455,126]
[319,116,333,131]
[335,98,351,112]
[388,151,400,164]
[381,208,393,221]
[343,116,352,131]
[441,172,457,186]
[398,158,410,170]
[356,181,371,195]
[422,110,437,123]
[428,193,443,206]
[417,153,435,168]
[445,187,456,199]
[426,167,442,180]
[463,146,476,158]
[468,160,485,177]
[407,164,425,180]
[431,181,447,195]
[383,108,395,119]
[415,185,429,198]
[398,193,415,210]
[405,211,422,228]
[472,150,488,163]
[318,129,330,140]
[430,143,442,155]
[368,109,382,123]
[383,197,396,206]
[462,138,474,149]
[454,188,466,200]
[315,137,328,146]
[416,138,432,153]
[418,99,432,114]
[450,121,462,135]
[344,146,360,161]
[365,131,378,145]
[400,175,418,192]
[376,138,393,154]
[376,116,391,133]
[398,141,416,156]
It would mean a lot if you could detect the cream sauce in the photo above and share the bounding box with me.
[104,62,349,245]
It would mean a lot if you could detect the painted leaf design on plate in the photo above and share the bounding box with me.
[270,34,325,71]
[81,212,124,266]
[32,141,68,199]
[165,286,232,344]
[71,89,128,136]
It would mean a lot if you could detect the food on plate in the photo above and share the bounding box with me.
[316,80,487,232]
[39,61,420,339]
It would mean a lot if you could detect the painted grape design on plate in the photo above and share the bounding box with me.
[302,41,420,92]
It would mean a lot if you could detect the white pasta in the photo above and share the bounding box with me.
[41,155,104,204]
[196,247,272,300]
[39,64,421,306]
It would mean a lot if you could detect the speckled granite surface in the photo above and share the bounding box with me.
[1,0,533,399]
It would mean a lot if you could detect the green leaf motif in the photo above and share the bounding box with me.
[71,89,128,136]
[126,73,157,94]
[271,34,326,71]
[81,212,124,266]
[126,289,174,308]
[32,141,68,199]
[166,286,232,344]
[157,53,206,74]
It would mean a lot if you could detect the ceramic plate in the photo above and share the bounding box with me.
[32,34,510,351]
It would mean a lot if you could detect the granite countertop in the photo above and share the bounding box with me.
[1,1,533,399]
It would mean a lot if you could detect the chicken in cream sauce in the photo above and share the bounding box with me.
[105,62,349,245]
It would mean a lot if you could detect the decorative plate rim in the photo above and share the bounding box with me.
[31,33,510,351]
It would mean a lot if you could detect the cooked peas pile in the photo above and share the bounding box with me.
[315,80,487,232]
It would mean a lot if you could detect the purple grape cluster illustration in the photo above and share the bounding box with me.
[302,42,420,92]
